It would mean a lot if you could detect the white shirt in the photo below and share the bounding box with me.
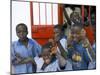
[34,56,72,73]
[57,38,68,54]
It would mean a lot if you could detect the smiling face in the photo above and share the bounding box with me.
[70,12,80,23]
[71,25,82,42]
[16,24,28,41]
[54,25,63,42]
[42,48,52,64]
[54,28,62,41]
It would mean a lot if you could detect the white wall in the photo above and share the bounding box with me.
[12,1,31,41]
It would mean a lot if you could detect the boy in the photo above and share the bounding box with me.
[34,42,72,72]
[67,24,95,70]
[53,24,68,59]
[11,23,41,74]
[34,43,57,72]
[49,24,72,71]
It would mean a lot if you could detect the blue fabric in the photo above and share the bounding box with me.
[68,41,90,70]
[92,43,96,54]
[88,61,96,69]
[87,43,96,69]
[11,38,41,74]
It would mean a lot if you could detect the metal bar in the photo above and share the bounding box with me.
[30,2,34,25]
[51,4,53,25]
[38,3,41,25]
[45,3,47,25]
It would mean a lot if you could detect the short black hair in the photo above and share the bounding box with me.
[42,42,53,50]
[16,23,28,31]
[54,24,63,30]
[54,24,66,35]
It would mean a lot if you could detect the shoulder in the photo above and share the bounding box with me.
[60,36,67,47]
[28,38,39,45]
[12,40,19,47]
[28,38,41,49]
[60,35,67,42]
[60,38,67,42]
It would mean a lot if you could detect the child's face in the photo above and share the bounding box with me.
[16,25,28,41]
[70,12,80,23]
[42,48,52,64]
[54,28,62,42]
[71,26,81,42]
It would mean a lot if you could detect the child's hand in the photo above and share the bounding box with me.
[56,52,67,67]
[14,57,22,65]
[14,53,23,64]
[15,53,23,59]
[19,57,35,64]
[50,46,57,55]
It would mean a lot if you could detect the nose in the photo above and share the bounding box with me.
[73,34,77,38]
[19,31,24,35]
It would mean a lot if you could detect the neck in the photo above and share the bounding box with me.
[19,37,28,42]
[19,38,29,47]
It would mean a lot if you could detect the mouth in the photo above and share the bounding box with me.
[19,36,26,40]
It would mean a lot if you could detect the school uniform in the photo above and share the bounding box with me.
[56,36,73,70]
[57,36,68,55]
[92,42,96,53]
[11,38,41,74]
[88,42,96,69]
[34,56,72,72]
[68,41,91,70]
[57,59,72,71]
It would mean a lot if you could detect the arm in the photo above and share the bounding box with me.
[32,39,42,56]
[11,43,22,65]
[12,42,36,65]
[63,5,71,25]
[82,38,96,61]
[81,29,95,61]
[56,52,67,70]
[57,41,68,59]
[19,56,36,65]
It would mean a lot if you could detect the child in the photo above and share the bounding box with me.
[34,43,58,72]
[34,42,72,72]
[67,24,95,70]
[53,24,68,59]
[11,23,41,74]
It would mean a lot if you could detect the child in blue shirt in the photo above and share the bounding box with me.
[67,24,95,70]
[11,23,41,74]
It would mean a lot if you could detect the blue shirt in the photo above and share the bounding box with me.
[68,41,90,70]
[11,38,41,74]
[92,43,96,54]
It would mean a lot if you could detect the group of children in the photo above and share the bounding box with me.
[11,6,96,74]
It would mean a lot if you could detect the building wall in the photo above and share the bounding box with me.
[12,1,31,41]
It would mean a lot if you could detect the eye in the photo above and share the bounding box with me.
[17,30,27,33]
[17,31,21,33]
